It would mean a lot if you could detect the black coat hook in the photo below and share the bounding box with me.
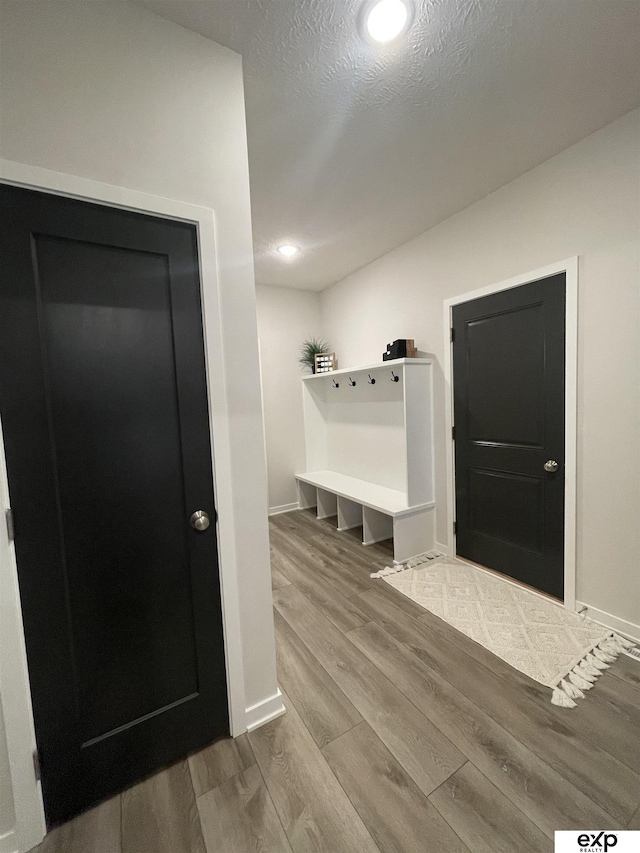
[332,379,340,388]
[368,374,376,384]
[391,371,399,382]
[348,376,356,386]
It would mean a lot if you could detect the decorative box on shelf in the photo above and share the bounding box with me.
[314,352,337,373]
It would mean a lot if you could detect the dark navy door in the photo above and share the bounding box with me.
[0,185,228,824]
[453,275,565,599]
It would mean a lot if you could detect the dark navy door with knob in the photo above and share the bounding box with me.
[452,275,566,600]
[0,185,228,824]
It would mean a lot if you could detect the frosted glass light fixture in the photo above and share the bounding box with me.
[365,0,410,43]
[276,244,300,258]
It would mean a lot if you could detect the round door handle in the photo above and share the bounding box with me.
[190,510,210,531]
[544,460,559,472]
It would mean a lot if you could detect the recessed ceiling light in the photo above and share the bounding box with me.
[364,0,410,43]
[276,244,300,258]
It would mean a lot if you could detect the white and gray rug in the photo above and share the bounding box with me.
[372,556,634,708]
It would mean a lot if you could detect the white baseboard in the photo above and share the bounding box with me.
[576,601,640,645]
[268,502,300,516]
[434,541,452,557]
[245,689,286,732]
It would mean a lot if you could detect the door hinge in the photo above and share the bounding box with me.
[5,508,14,542]
[451,425,456,441]
[33,749,41,782]
[450,327,455,343]
[453,521,458,535]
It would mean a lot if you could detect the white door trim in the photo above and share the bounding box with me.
[0,159,249,850]
[443,257,578,611]
[0,415,46,853]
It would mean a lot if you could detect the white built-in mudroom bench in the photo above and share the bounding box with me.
[296,358,435,564]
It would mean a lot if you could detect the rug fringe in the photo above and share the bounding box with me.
[568,670,593,691]
[592,647,617,664]
[370,550,444,578]
[560,678,584,700]
[369,565,406,579]
[575,660,601,679]
[551,686,577,708]
[585,652,609,671]
[551,634,637,708]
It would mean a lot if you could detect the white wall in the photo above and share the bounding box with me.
[0,2,279,846]
[321,109,640,632]
[256,285,322,512]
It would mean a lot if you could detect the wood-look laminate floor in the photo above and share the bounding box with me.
[32,509,640,853]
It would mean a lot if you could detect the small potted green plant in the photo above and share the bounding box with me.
[299,337,330,373]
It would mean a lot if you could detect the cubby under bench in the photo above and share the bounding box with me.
[296,470,435,565]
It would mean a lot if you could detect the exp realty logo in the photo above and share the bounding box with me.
[555,831,640,852]
[576,834,619,851]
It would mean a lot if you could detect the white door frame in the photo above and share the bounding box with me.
[443,258,578,611]
[0,160,248,851]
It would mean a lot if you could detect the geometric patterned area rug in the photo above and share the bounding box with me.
[379,558,635,708]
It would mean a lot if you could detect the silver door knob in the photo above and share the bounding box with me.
[544,460,559,472]
[190,510,210,531]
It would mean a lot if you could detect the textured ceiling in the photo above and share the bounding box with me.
[134,0,640,290]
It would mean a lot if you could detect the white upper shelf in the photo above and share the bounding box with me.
[302,357,433,381]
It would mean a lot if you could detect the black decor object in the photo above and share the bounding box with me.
[382,339,416,361]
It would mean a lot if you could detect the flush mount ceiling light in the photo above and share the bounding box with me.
[363,0,411,43]
[276,244,300,258]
